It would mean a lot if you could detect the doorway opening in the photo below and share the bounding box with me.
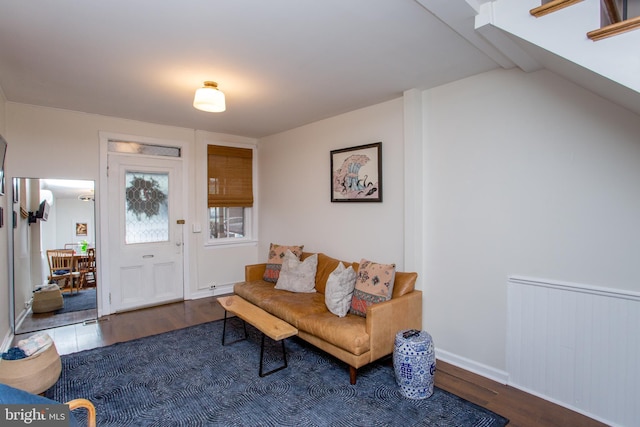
[12,178,97,335]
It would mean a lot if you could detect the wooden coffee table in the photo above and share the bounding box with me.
[217,295,298,377]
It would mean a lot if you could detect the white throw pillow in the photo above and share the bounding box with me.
[274,251,318,293]
[324,262,357,317]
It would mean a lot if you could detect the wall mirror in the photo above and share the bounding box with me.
[12,177,97,335]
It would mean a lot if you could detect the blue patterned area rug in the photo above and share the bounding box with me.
[55,288,97,314]
[45,319,509,426]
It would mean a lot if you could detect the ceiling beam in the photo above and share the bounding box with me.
[415,0,517,69]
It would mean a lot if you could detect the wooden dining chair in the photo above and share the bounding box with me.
[46,249,81,294]
[77,248,97,288]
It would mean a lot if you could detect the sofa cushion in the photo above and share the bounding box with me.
[297,312,370,356]
[312,253,357,295]
[234,280,327,327]
[263,292,328,327]
[275,251,317,293]
[392,271,418,298]
[234,280,278,306]
[324,262,356,317]
[263,243,304,283]
[349,259,396,317]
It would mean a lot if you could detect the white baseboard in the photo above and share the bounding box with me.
[435,348,509,385]
[13,306,29,334]
[1,329,14,353]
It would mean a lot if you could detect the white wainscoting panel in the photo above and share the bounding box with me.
[507,276,640,427]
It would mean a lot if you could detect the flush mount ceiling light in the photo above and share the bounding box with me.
[193,81,226,112]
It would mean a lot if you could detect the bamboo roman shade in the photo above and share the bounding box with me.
[207,145,253,208]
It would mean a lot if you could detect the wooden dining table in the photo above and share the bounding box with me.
[48,247,96,294]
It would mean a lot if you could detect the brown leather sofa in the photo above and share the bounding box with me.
[234,252,422,384]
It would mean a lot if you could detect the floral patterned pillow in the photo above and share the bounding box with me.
[263,243,304,283]
[349,259,396,317]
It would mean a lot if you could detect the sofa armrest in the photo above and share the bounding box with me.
[366,290,423,362]
[245,263,267,281]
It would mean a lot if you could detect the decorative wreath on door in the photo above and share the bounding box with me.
[126,176,167,220]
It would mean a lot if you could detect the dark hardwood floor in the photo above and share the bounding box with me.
[13,297,606,427]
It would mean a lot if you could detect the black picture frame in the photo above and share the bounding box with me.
[330,142,382,202]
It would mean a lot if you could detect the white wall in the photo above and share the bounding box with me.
[5,103,195,181]
[258,98,406,267]
[51,197,96,250]
[11,179,37,324]
[191,130,259,294]
[419,68,640,377]
[2,103,259,321]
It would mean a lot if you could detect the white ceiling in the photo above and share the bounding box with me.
[41,179,94,200]
[0,0,500,138]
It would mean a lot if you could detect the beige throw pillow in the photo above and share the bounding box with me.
[263,243,304,283]
[349,259,396,317]
[274,251,318,293]
[324,262,357,317]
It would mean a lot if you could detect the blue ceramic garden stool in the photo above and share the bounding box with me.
[393,329,436,399]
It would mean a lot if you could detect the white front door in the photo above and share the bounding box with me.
[107,154,184,312]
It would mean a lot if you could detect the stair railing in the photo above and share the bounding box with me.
[529,0,640,40]
[589,0,640,40]
[530,0,584,18]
